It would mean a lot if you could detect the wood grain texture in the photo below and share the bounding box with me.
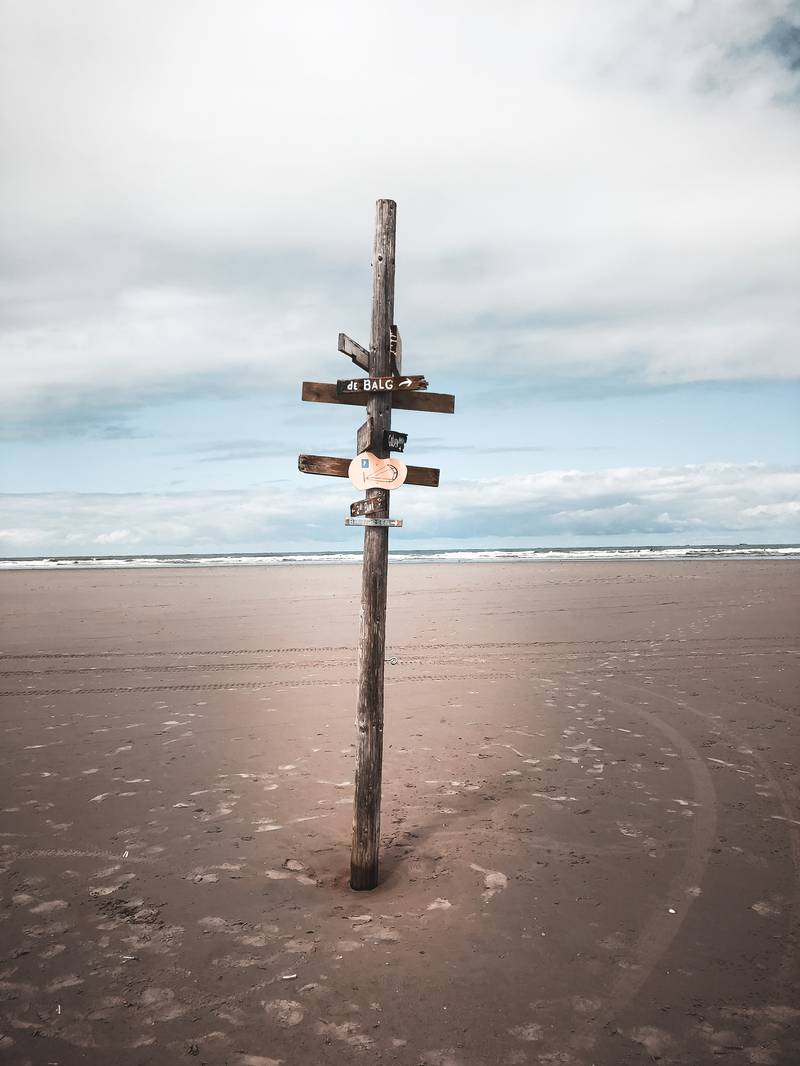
[297,454,348,478]
[302,381,455,414]
[350,496,382,517]
[298,454,439,487]
[351,198,396,892]
[390,324,402,376]
[356,417,376,455]
[338,332,370,371]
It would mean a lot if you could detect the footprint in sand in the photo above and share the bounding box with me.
[263,999,304,1026]
[751,899,781,917]
[427,898,452,911]
[469,862,507,902]
[30,899,68,914]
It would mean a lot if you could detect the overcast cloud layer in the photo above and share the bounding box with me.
[2,1,799,425]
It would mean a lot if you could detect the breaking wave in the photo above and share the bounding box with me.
[1,545,798,570]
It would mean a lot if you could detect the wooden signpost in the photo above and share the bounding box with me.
[336,375,428,395]
[298,199,455,890]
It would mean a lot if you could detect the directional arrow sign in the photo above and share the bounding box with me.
[302,382,455,414]
[350,496,383,517]
[346,517,403,528]
[338,333,370,372]
[336,375,427,395]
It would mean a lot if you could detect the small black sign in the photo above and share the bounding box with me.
[384,430,407,453]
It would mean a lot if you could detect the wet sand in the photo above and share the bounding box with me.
[0,561,798,1066]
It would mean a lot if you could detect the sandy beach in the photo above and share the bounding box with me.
[1,560,798,1066]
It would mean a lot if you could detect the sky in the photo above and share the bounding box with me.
[1,0,799,556]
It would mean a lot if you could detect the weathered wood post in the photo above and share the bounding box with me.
[350,199,396,890]
[298,198,454,889]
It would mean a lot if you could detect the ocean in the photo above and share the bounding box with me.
[1,545,798,570]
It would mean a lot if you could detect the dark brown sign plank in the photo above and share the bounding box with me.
[337,375,427,396]
[391,389,454,414]
[350,496,382,517]
[298,454,439,487]
[356,418,377,455]
[302,382,455,414]
[297,454,348,479]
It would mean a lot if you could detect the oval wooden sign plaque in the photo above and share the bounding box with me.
[348,452,408,490]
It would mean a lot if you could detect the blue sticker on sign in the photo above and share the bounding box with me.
[362,458,370,468]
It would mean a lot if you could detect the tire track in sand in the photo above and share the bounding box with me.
[624,677,800,993]
[558,681,719,1060]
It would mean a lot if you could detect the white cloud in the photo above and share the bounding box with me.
[94,528,135,545]
[407,461,800,539]
[1,461,797,556]
[1,1,798,428]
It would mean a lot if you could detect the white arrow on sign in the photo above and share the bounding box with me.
[346,517,403,528]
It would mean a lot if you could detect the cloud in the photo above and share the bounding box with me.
[191,439,296,462]
[0,1,798,434]
[412,462,800,539]
[1,461,797,556]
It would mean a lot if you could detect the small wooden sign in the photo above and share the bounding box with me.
[346,517,403,528]
[338,333,369,372]
[356,418,376,455]
[348,452,407,490]
[299,454,439,487]
[390,325,402,375]
[350,496,382,517]
[337,375,427,395]
[384,429,407,453]
[302,381,455,414]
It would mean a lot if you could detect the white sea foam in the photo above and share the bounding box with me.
[1,545,797,570]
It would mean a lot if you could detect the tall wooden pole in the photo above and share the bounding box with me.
[350,199,396,890]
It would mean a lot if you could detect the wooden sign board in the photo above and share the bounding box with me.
[384,429,407,453]
[346,517,403,528]
[337,375,427,395]
[348,452,407,490]
[338,333,369,372]
[299,454,439,487]
[390,325,402,375]
[356,418,376,455]
[302,382,455,414]
[350,496,382,517]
